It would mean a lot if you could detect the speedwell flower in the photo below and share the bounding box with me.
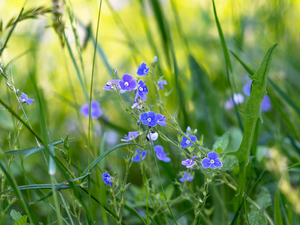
[80,100,102,119]
[156,114,166,126]
[154,145,171,162]
[179,173,193,182]
[103,80,120,91]
[181,133,197,148]
[146,131,158,141]
[119,74,137,91]
[224,93,244,110]
[158,80,167,90]
[137,62,150,76]
[182,156,198,168]
[121,131,139,142]
[140,111,157,127]
[132,149,147,162]
[201,152,222,169]
[103,172,112,186]
[19,92,34,105]
[135,80,149,102]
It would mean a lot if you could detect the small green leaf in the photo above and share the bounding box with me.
[10,210,22,221]
[213,131,230,153]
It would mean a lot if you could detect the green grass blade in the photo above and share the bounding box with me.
[82,142,139,175]
[64,32,89,101]
[274,189,283,225]
[4,139,72,156]
[0,8,24,57]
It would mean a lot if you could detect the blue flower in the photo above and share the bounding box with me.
[103,80,120,91]
[119,74,137,91]
[132,149,147,162]
[121,131,139,142]
[201,152,222,169]
[146,131,158,141]
[243,82,252,96]
[154,145,171,162]
[179,173,193,182]
[153,56,157,63]
[156,114,166,126]
[181,133,197,148]
[103,172,112,186]
[158,80,167,90]
[80,100,102,119]
[137,62,150,76]
[135,80,149,102]
[182,156,198,168]
[19,92,34,105]
[224,93,244,110]
[261,95,272,112]
[140,111,157,127]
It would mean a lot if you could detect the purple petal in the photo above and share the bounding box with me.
[186,161,196,168]
[181,159,190,166]
[161,156,171,162]
[261,95,272,112]
[80,104,90,118]
[201,158,211,168]
[189,134,197,142]
[213,158,222,168]
[187,176,194,181]
[21,92,28,100]
[191,156,198,161]
[128,79,137,90]
[91,107,102,119]
[243,82,252,96]
[26,98,34,105]
[154,145,164,153]
[122,74,133,82]
[141,151,147,160]
[140,113,148,125]
[208,151,218,160]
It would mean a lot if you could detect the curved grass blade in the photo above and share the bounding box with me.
[82,142,139,175]
[5,139,72,156]
[0,162,39,225]
[274,189,283,225]
[211,0,242,130]
[0,8,24,57]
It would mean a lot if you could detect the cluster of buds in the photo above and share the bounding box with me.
[52,0,65,47]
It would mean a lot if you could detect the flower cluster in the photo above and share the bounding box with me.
[103,172,113,186]
[140,111,166,127]
[154,145,171,162]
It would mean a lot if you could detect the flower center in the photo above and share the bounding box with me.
[147,118,152,122]
[143,69,147,74]
[139,87,144,91]
[186,140,190,144]
[210,159,215,164]
[106,81,112,86]
[124,81,129,86]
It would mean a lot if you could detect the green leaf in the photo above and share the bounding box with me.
[212,131,230,153]
[16,216,28,225]
[248,208,267,225]
[234,44,278,212]
[10,210,22,221]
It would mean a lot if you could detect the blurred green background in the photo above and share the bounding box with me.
[0,0,300,224]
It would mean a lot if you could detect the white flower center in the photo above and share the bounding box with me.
[143,69,147,74]
[147,118,152,122]
[210,159,215,164]
[139,87,143,91]
[124,81,129,86]
[106,81,112,86]
[186,140,190,144]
